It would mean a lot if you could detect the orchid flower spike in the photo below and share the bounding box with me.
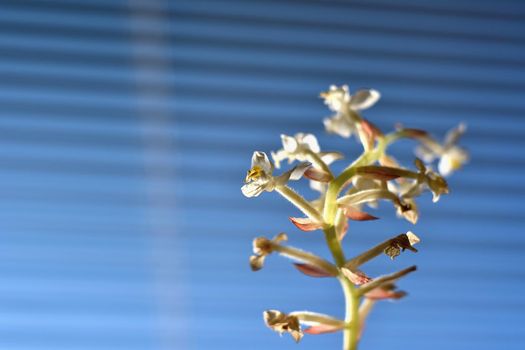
[241,151,310,198]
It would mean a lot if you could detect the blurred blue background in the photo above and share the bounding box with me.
[0,0,524,349]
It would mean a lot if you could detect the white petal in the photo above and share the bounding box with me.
[252,151,273,174]
[415,145,438,163]
[309,180,326,193]
[281,134,298,153]
[271,150,288,169]
[322,85,350,112]
[275,162,311,187]
[438,147,467,176]
[300,133,320,153]
[241,182,265,197]
[352,176,382,191]
[324,115,353,138]
[320,152,344,165]
[405,231,420,246]
[444,123,467,148]
[289,162,312,181]
[349,89,380,110]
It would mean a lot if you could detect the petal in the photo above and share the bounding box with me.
[438,147,468,177]
[274,163,310,187]
[444,123,467,148]
[293,263,335,277]
[300,133,321,153]
[289,217,324,231]
[320,151,344,165]
[415,145,439,163]
[274,232,289,244]
[398,203,419,224]
[281,134,299,153]
[324,114,354,138]
[406,231,420,246]
[309,180,327,194]
[271,150,288,169]
[263,310,303,343]
[321,85,350,112]
[241,182,265,198]
[249,255,265,271]
[251,151,273,174]
[338,189,389,207]
[349,89,380,110]
[289,162,312,181]
[352,176,382,191]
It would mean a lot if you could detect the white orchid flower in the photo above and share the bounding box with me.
[321,85,380,138]
[271,133,342,197]
[241,151,310,198]
[416,123,468,177]
[321,85,380,113]
[271,133,318,168]
[272,133,342,169]
[438,146,469,177]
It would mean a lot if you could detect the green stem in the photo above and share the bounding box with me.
[321,137,391,350]
[339,276,360,350]
[323,225,346,266]
[275,185,323,222]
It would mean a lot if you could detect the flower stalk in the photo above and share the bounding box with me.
[275,185,324,223]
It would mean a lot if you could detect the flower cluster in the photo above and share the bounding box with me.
[241,84,467,350]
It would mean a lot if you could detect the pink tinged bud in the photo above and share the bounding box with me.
[341,205,379,221]
[359,266,417,299]
[360,118,383,145]
[304,167,332,182]
[379,154,401,168]
[293,263,336,278]
[365,284,407,300]
[304,324,343,335]
[289,217,324,232]
[341,268,372,285]
[356,166,402,181]
[402,128,428,138]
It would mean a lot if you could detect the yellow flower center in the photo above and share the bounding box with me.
[450,157,463,170]
[245,166,264,183]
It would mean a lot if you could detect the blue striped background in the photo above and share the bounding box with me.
[0,0,524,349]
